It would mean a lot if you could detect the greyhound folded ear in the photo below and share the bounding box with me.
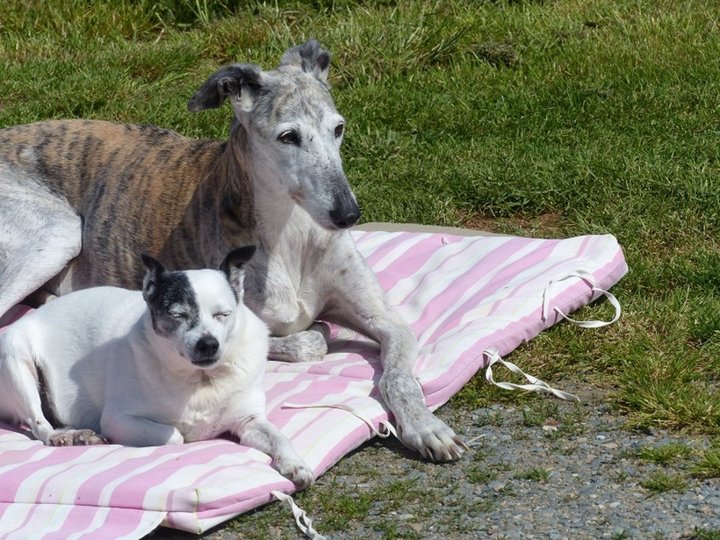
[141,253,166,302]
[188,64,263,113]
[219,245,257,297]
[279,39,330,84]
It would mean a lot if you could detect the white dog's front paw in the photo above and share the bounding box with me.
[398,411,468,462]
[48,428,109,446]
[276,455,315,489]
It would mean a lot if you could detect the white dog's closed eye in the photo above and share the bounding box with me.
[170,309,190,320]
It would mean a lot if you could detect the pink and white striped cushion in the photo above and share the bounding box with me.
[0,230,627,539]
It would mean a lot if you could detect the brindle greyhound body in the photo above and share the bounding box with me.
[0,41,466,461]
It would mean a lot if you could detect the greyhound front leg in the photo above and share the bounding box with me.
[326,256,467,462]
[376,318,468,462]
[233,417,314,489]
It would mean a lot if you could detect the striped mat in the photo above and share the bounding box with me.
[0,229,627,539]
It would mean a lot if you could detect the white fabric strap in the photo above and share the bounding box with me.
[283,401,398,439]
[271,490,326,540]
[542,269,621,328]
[483,348,580,402]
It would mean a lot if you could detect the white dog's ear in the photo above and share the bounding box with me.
[188,64,263,114]
[141,253,165,302]
[279,39,331,84]
[219,245,256,298]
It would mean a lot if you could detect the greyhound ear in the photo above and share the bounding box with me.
[141,253,165,302]
[188,64,263,113]
[219,245,256,297]
[279,40,331,84]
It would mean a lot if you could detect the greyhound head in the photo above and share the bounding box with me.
[141,246,256,368]
[188,40,361,231]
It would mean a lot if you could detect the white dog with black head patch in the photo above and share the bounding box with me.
[0,246,313,488]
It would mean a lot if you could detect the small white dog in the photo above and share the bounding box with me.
[0,246,314,488]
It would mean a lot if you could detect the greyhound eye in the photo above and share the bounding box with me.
[278,130,300,146]
[170,311,189,321]
[214,311,231,321]
[334,123,344,138]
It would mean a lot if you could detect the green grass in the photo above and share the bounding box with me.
[304,486,374,531]
[692,442,720,479]
[639,470,689,494]
[521,401,560,427]
[513,467,552,483]
[467,464,498,484]
[2,0,720,535]
[635,442,693,465]
[692,530,720,540]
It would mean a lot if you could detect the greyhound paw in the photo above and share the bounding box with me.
[276,456,315,489]
[48,429,109,446]
[270,324,329,363]
[294,329,328,363]
[398,413,468,463]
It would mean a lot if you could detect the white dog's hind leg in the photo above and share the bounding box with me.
[269,322,329,363]
[0,330,56,444]
[234,417,314,489]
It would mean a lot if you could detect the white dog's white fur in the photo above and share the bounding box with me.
[0,248,313,488]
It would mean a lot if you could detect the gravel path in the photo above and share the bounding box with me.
[149,382,720,539]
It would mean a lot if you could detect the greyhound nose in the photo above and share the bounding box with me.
[329,204,361,229]
[196,336,219,356]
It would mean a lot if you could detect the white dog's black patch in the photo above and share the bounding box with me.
[141,254,200,337]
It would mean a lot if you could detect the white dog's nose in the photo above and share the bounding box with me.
[195,336,219,357]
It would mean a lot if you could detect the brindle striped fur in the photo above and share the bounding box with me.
[0,41,467,462]
[0,120,241,290]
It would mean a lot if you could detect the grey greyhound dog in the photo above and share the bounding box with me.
[0,40,466,461]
